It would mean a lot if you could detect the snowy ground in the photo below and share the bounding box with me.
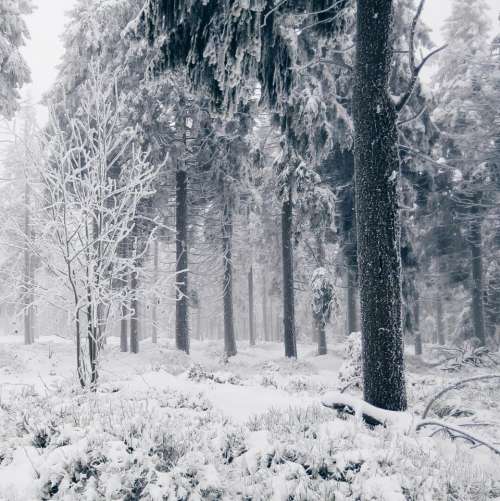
[0,335,499,500]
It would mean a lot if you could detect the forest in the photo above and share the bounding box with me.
[0,0,499,499]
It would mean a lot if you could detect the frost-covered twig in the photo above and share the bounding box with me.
[416,421,500,456]
[422,374,500,419]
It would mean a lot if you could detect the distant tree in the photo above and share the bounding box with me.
[432,0,496,346]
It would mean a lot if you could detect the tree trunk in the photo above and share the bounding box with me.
[469,218,486,345]
[353,0,407,411]
[346,265,358,335]
[315,234,327,355]
[176,169,189,353]
[262,270,269,342]
[222,199,237,356]
[282,182,297,358]
[120,301,129,352]
[414,290,422,356]
[248,265,255,346]
[152,237,159,344]
[130,269,139,353]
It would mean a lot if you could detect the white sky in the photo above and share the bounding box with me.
[18,0,500,123]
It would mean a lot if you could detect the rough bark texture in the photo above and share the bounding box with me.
[353,0,407,411]
[176,169,190,354]
[222,200,237,357]
[282,182,297,358]
[248,265,256,346]
[436,296,445,345]
[130,269,139,354]
[469,218,486,345]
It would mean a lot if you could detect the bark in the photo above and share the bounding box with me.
[222,199,237,356]
[469,218,486,346]
[175,169,189,353]
[281,182,297,358]
[414,290,422,356]
[353,0,407,410]
[152,238,159,344]
[346,264,358,335]
[130,269,139,353]
[248,265,256,346]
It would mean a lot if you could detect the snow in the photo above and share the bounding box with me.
[1,336,499,500]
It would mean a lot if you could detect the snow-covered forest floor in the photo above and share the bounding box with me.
[0,336,499,500]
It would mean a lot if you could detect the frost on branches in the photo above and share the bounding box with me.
[0,0,32,118]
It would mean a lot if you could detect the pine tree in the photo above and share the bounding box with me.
[0,0,32,118]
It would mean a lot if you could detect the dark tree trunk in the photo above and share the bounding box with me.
[282,182,297,358]
[176,169,189,354]
[414,290,422,356]
[469,218,486,346]
[353,0,407,411]
[346,264,358,335]
[222,199,237,356]
[120,301,129,352]
[152,238,159,344]
[262,270,269,341]
[130,269,139,354]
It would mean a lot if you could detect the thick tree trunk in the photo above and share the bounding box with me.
[282,182,297,358]
[176,169,189,353]
[130,269,139,354]
[152,238,159,344]
[469,219,486,345]
[353,0,407,411]
[222,200,237,356]
[248,265,255,346]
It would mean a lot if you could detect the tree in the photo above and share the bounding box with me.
[432,0,495,346]
[354,0,407,411]
[0,0,32,119]
[38,71,157,387]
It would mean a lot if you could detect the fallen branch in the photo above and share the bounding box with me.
[416,420,500,456]
[322,392,414,430]
[422,374,500,419]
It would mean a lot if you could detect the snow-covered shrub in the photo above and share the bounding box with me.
[217,425,248,464]
[338,331,362,391]
[186,363,241,385]
[310,267,337,325]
